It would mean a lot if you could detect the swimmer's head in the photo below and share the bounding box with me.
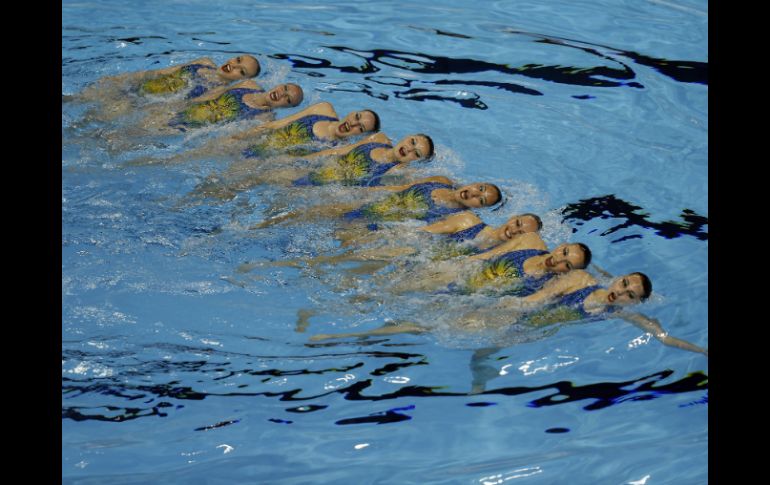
[501,213,542,239]
[606,272,652,306]
[544,242,591,273]
[265,83,303,108]
[454,183,501,209]
[394,134,434,163]
[219,55,260,80]
[335,110,379,138]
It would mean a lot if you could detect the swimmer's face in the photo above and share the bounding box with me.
[606,273,646,306]
[454,183,501,209]
[219,55,260,80]
[501,214,539,239]
[266,83,303,108]
[335,111,377,138]
[394,135,432,164]
[544,243,587,273]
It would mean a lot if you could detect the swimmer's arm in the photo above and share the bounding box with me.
[305,101,337,117]
[104,58,210,83]
[515,278,570,306]
[240,101,334,137]
[505,271,593,308]
[77,70,154,100]
[467,233,545,260]
[368,176,454,192]
[185,57,216,68]
[188,79,263,103]
[303,133,389,159]
[301,142,358,159]
[249,202,361,229]
[616,311,708,356]
[124,134,239,167]
[467,240,515,261]
[310,322,428,341]
[97,70,156,84]
[230,105,323,140]
[149,58,215,76]
[420,212,481,234]
[247,246,417,271]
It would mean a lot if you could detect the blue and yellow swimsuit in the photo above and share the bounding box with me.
[447,222,488,243]
[525,285,616,327]
[243,114,340,159]
[462,248,554,296]
[140,63,216,98]
[170,87,268,130]
[430,222,490,260]
[343,182,464,226]
[291,142,396,187]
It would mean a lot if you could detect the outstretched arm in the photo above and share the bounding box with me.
[368,175,454,192]
[421,211,481,234]
[138,58,215,78]
[124,133,245,167]
[100,58,213,85]
[617,311,708,356]
[237,246,417,273]
[303,132,391,159]
[249,202,361,229]
[149,57,215,76]
[467,232,546,260]
[187,79,263,103]
[230,101,337,141]
[494,270,598,309]
[309,321,428,341]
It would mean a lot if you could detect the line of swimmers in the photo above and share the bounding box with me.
[70,54,707,357]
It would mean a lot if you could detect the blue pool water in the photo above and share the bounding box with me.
[62,0,708,483]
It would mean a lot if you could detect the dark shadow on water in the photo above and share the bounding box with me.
[269,28,705,107]
[561,194,708,242]
[62,343,707,425]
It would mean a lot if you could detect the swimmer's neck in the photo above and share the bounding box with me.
[583,289,610,313]
[488,225,513,243]
[522,254,551,275]
[430,188,463,208]
[242,91,270,109]
[474,226,500,248]
[377,146,398,163]
[322,120,345,141]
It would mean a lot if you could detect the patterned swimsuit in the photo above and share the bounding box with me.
[343,182,465,226]
[525,285,617,327]
[291,142,396,187]
[140,63,216,98]
[460,248,555,296]
[429,222,490,260]
[447,222,488,243]
[170,87,268,130]
[242,114,340,159]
